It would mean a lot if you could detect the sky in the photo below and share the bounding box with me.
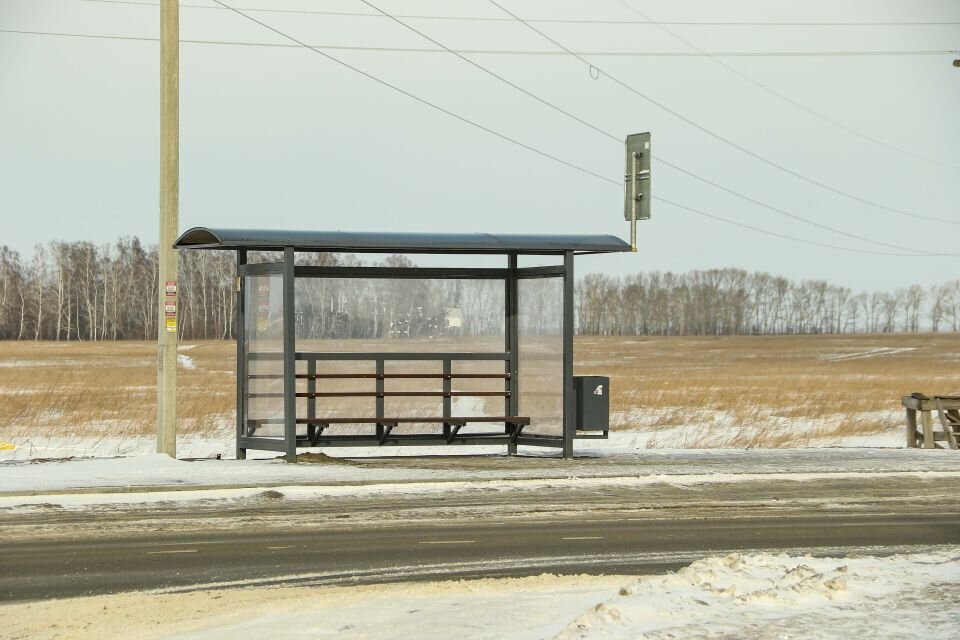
[1,0,959,290]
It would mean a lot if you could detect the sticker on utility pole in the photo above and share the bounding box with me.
[164,301,177,316]
[165,318,177,333]
[165,281,177,296]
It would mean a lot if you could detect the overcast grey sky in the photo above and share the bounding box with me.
[1,0,958,289]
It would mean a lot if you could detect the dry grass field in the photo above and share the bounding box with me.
[1,333,958,449]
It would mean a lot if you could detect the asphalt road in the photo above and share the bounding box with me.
[2,474,959,603]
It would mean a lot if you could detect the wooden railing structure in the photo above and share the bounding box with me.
[902,393,960,450]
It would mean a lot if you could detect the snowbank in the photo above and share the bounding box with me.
[555,548,960,639]
[3,549,954,639]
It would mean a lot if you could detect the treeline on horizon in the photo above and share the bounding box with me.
[1,238,958,341]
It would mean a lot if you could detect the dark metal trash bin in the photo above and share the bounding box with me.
[574,376,609,431]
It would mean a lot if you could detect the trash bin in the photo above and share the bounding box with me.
[574,376,609,431]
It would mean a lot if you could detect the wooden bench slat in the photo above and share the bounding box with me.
[253,392,511,399]
[248,373,511,380]
[296,391,509,398]
[297,373,511,380]
[296,416,530,425]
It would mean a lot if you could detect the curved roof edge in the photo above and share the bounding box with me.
[174,227,632,255]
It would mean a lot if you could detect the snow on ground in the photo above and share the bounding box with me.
[551,548,960,640]
[0,411,910,464]
[611,408,907,448]
[820,347,917,361]
[5,468,960,510]
[1,447,958,502]
[2,548,955,639]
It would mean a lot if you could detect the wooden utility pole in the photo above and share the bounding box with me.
[158,0,179,457]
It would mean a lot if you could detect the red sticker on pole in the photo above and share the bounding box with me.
[165,281,177,296]
[164,301,177,316]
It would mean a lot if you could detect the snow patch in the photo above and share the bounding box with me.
[178,354,196,369]
[554,549,960,639]
[820,347,916,361]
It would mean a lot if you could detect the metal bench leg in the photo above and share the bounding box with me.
[378,424,394,445]
[508,422,526,444]
[309,423,327,447]
[446,423,465,444]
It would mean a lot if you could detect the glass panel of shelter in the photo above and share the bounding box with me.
[243,273,285,440]
[292,276,508,436]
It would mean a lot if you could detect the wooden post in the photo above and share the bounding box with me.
[157,0,179,458]
[905,408,918,448]
[921,410,935,449]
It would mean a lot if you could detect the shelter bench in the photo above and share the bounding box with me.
[248,352,533,448]
[296,416,531,446]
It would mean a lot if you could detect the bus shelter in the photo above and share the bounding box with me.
[175,228,631,461]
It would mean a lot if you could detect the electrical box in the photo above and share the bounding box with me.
[574,376,609,431]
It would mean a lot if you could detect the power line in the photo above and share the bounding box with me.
[29,0,935,257]
[2,28,951,58]
[654,197,938,257]
[485,0,960,226]
[209,1,955,258]
[2,28,950,254]
[200,2,614,186]
[354,0,951,257]
[76,0,960,27]
[616,0,960,171]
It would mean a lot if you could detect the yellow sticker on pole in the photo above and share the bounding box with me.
[165,318,177,333]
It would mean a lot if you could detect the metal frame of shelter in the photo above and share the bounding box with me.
[175,228,632,462]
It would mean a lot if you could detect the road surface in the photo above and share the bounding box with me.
[2,472,958,602]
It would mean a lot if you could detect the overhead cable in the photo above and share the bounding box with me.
[3,26,948,253]
[1,28,951,58]
[355,0,951,256]
[485,0,960,226]
[616,0,960,171]
[76,0,960,27]
[124,2,946,257]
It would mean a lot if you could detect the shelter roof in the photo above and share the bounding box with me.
[174,227,631,255]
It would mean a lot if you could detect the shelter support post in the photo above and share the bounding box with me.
[306,359,316,444]
[562,251,575,458]
[235,249,247,460]
[506,254,519,456]
[283,247,297,462]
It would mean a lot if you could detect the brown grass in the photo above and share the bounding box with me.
[0,341,234,439]
[577,333,960,445]
[2,333,957,445]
